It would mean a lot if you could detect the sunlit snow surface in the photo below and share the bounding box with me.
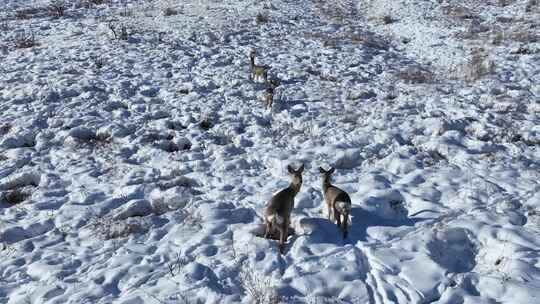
[1,0,539,303]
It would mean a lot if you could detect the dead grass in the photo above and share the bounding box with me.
[0,123,11,136]
[72,132,112,150]
[13,32,39,49]
[88,216,149,240]
[256,12,270,24]
[397,65,435,84]
[2,189,30,205]
[238,261,281,304]
[15,7,48,20]
[526,0,539,12]
[463,48,495,82]
[441,4,475,20]
[108,21,130,41]
[163,7,179,17]
[48,0,66,18]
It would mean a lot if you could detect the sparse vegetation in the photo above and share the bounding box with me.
[199,117,213,130]
[15,7,46,20]
[256,12,270,24]
[163,7,179,17]
[48,0,66,18]
[71,131,112,149]
[381,14,397,24]
[2,189,30,205]
[397,65,435,84]
[0,123,11,135]
[463,48,495,82]
[88,216,149,240]
[108,21,130,41]
[166,252,191,277]
[13,31,39,49]
[238,261,281,304]
[526,0,538,12]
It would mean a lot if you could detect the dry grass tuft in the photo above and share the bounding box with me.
[163,7,179,17]
[397,65,435,84]
[239,261,281,304]
[88,216,149,240]
[2,189,31,205]
[463,48,495,82]
[48,0,66,18]
[13,32,39,49]
[256,12,270,24]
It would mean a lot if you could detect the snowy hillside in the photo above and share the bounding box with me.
[1,0,539,303]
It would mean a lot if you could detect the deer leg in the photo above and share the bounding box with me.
[279,223,288,254]
[342,212,349,239]
[264,217,272,239]
[335,207,341,228]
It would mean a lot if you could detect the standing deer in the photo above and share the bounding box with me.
[319,167,351,239]
[264,164,304,253]
[264,79,280,109]
[249,49,269,83]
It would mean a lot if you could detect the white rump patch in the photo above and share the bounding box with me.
[336,201,351,213]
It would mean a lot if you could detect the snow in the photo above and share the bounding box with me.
[1,0,539,303]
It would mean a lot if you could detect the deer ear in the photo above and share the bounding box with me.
[319,167,326,174]
[298,164,304,173]
[287,165,294,174]
[328,167,336,174]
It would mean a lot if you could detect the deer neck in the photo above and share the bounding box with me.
[289,182,301,196]
[322,179,331,194]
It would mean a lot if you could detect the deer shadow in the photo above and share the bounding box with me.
[300,206,433,246]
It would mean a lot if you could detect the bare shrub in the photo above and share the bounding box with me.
[93,56,105,69]
[48,0,66,18]
[15,7,46,20]
[239,262,280,304]
[463,48,495,82]
[108,21,130,40]
[526,0,538,12]
[2,189,31,205]
[497,0,515,7]
[491,28,505,45]
[13,32,39,49]
[0,21,9,32]
[86,0,106,5]
[397,65,435,84]
[508,28,538,43]
[150,197,171,215]
[166,252,191,277]
[88,216,149,240]
[256,12,270,24]
[199,116,213,130]
[381,15,397,24]
[78,0,107,9]
[163,7,179,16]
[72,131,112,149]
[441,4,475,20]
[0,123,11,135]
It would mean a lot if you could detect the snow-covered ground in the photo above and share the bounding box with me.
[1,0,539,303]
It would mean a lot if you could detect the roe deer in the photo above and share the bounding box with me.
[319,167,351,239]
[249,49,269,83]
[264,78,280,109]
[264,164,304,253]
